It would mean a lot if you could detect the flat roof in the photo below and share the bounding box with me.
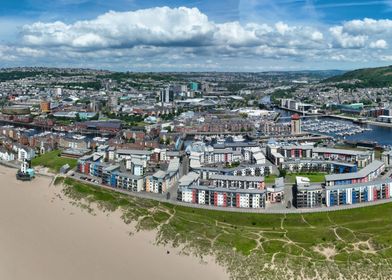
[116,149,152,156]
[313,147,370,157]
[167,158,180,173]
[325,160,384,182]
[297,184,323,192]
[210,174,264,182]
[152,170,167,179]
[192,164,266,173]
[283,159,356,168]
[187,185,266,194]
[281,144,314,150]
[326,178,392,191]
[179,172,199,186]
[103,165,120,172]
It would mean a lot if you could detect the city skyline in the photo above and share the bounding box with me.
[1,0,392,71]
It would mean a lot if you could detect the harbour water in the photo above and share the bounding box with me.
[276,109,392,146]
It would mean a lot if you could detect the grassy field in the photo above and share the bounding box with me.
[57,177,392,280]
[32,150,77,172]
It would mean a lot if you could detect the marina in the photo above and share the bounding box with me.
[276,108,392,146]
[301,119,372,137]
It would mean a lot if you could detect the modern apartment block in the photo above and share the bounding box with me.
[180,185,266,208]
[177,172,267,208]
[312,147,374,168]
[282,160,357,174]
[325,160,385,186]
[145,158,180,193]
[326,179,392,207]
[188,142,265,168]
[266,141,374,168]
[193,164,269,180]
[209,174,265,190]
[293,177,323,208]
[77,159,145,192]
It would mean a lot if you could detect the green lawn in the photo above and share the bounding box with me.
[264,175,278,184]
[59,177,392,280]
[32,150,77,172]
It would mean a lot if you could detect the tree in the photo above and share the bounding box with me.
[278,168,287,178]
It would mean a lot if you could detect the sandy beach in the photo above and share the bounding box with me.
[0,165,228,280]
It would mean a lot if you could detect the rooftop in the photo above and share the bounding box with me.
[325,160,384,182]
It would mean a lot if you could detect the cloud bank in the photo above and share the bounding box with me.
[1,7,392,70]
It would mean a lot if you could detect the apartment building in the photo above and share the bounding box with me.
[312,147,374,168]
[326,179,392,207]
[282,160,357,174]
[294,177,323,208]
[210,174,265,190]
[193,164,268,180]
[325,160,385,186]
[179,185,266,208]
[145,158,180,193]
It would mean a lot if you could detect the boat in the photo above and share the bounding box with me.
[16,160,35,181]
[16,170,32,181]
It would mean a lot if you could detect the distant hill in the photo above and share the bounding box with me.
[323,65,392,88]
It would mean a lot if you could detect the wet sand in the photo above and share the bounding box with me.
[0,166,228,280]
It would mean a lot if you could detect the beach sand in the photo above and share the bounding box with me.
[0,165,228,280]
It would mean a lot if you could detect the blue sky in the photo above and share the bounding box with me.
[1,0,392,71]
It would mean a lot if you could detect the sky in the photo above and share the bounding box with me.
[1,0,392,71]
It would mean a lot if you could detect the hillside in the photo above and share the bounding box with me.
[323,65,392,88]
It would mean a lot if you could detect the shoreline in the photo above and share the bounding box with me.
[0,165,228,280]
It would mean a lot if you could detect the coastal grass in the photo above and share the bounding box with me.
[61,177,392,280]
[32,150,77,172]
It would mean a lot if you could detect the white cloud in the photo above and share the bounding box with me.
[330,54,346,61]
[369,39,388,49]
[0,7,390,70]
[22,7,216,49]
[329,26,368,48]
[21,6,325,52]
[342,18,392,35]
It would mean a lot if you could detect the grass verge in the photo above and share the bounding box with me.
[60,177,392,280]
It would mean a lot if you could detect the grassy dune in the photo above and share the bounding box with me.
[59,177,392,280]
